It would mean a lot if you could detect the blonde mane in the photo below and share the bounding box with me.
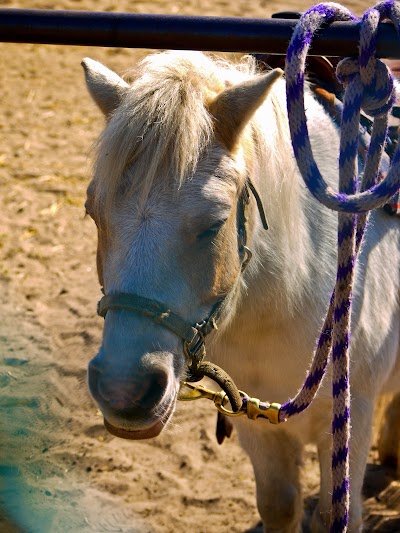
[92,51,259,212]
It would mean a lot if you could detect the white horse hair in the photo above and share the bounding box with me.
[82,51,400,532]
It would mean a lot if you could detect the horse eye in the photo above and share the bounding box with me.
[197,220,226,241]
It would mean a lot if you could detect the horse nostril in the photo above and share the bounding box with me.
[139,370,169,409]
[97,369,168,411]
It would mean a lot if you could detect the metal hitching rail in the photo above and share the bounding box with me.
[0,8,400,57]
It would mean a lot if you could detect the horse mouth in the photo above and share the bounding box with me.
[103,398,175,440]
[103,417,165,440]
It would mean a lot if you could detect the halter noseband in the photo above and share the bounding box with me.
[97,177,268,376]
[97,291,225,372]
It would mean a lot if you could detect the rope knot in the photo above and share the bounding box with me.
[336,56,396,117]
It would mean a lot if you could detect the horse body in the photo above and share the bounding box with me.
[83,51,400,532]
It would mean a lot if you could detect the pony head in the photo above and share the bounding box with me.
[82,52,282,439]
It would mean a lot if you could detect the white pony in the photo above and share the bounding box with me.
[82,51,400,532]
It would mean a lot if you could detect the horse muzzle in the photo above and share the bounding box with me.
[88,352,178,439]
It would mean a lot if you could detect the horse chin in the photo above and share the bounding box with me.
[103,417,165,440]
[103,398,176,440]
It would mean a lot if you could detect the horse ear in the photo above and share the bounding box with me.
[81,57,129,117]
[210,68,283,151]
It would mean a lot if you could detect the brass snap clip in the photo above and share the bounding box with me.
[178,382,282,424]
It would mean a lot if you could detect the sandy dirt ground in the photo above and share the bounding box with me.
[0,0,399,531]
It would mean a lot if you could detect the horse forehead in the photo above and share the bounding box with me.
[183,152,244,200]
[138,163,239,216]
[105,217,179,285]
[101,147,244,238]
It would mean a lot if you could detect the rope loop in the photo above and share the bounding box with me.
[285,1,400,213]
[336,56,395,117]
[336,4,397,118]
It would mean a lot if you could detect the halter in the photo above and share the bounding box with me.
[97,177,269,406]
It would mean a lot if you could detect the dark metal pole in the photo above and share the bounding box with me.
[0,8,399,58]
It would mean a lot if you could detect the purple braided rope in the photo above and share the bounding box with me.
[282,2,400,531]
[285,2,400,214]
[281,2,395,420]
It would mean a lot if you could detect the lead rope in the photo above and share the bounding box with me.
[283,2,400,531]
